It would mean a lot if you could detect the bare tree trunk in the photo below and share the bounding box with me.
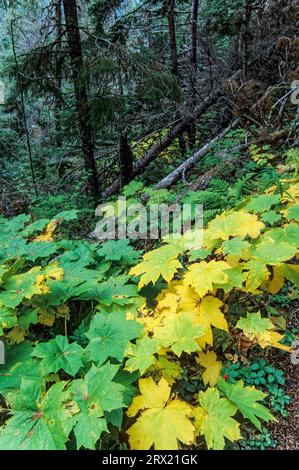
[119,134,134,187]
[63,0,100,200]
[240,0,253,81]
[167,0,179,76]
[55,0,63,149]
[190,0,199,67]
[178,134,187,156]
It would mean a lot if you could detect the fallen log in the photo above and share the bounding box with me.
[155,119,240,190]
[101,89,221,198]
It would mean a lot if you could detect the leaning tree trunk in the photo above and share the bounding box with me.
[155,120,240,189]
[102,89,222,198]
[63,0,100,200]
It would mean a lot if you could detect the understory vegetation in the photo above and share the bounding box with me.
[0,0,298,452]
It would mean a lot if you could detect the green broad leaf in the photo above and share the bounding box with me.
[222,237,250,255]
[188,248,211,261]
[17,308,39,330]
[0,342,41,393]
[122,181,144,196]
[154,312,204,357]
[32,335,84,377]
[0,267,42,308]
[22,242,58,261]
[125,336,159,375]
[214,266,246,293]
[22,219,50,236]
[285,204,299,221]
[218,379,276,430]
[5,236,27,259]
[86,312,143,364]
[244,194,280,213]
[0,306,17,330]
[0,380,70,450]
[193,388,241,450]
[4,214,31,233]
[260,210,281,225]
[283,264,299,288]
[252,239,297,265]
[72,412,108,450]
[266,223,299,248]
[60,244,95,269]
[97,239,141,264]
[105,408,123,430]
[236,311,273,337]
[70,363,125,449]
[53,210,79,221]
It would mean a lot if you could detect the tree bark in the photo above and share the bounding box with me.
[119,134,134,187]
[155,120,240,190]
[190,0,199,67]
[167,0,179,76]
[55,0,63,149]
[62,0,100,200]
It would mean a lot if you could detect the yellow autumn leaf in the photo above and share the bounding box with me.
[183,260,231,298]
[267,265,285,294]
[130,244,182,288]
[33,219,61,242]
[206,211,265,241]
[196,350,222,387]
[127,377,194,450]
[195,296,228,348]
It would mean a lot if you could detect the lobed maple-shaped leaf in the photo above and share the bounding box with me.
[129,244,182,288]
[252,239,297,265]
[97,239,140,264]
[222,237,250,255]
[69,363,125,449]
[183,260,231,298]
[196,351,222,387]
[0,342,41,394]
[154,311,204,357]
[243,259,269,292]
[236,311,290,351]
[284,204,299,221]
[218,379,276,430]
[32,335,84,377]
[244,194,280,213]
[206,211,264,241]
[0,380,71,450]
[192,388,241,450]
[86,311,143,365]
[125,336,159,375]
[127,377,194,450]
[152,355,182,385]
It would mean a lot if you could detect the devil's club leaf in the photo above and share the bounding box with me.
[86,312,143,364]
[130,244,182,288]
[154,312,204,357]
[32,335,84,376]
[0,380,70,450]
[192,388,241,450]
[218,379,276,430]
[69,363,125,449]
[127,377,194,450]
